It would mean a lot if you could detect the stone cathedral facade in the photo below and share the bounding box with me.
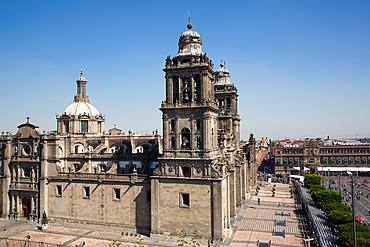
[0,21,255,241]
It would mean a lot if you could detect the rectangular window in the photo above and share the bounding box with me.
[64,121,69,133]
[113,188,120,201]
[56,185,62,197]
[81,121,88,132]
[147,190,151,202]
[180,193,190,208]
[24,167,31,177]
[83,186,90,199]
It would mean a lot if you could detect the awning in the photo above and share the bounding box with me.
[323,158,327,162]
[277,159,281,163]
[288,167,309,171]
[309,158,314,163]
[283,159,287,163]
[295,159,298,163]
[363,158,366,162]
[344,158,347,163]
[289,159,293,163]
[317,167,370,172]
[337,158,341,162]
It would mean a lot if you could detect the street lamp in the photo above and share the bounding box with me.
[347,171,356,247]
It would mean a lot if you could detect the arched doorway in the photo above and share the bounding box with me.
[22,197,31,218]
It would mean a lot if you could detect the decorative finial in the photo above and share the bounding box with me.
[26,117,30,123]
[114,124,116,128]
[187,16,192,30]
[220,59,224,67]
[80,70,83,76]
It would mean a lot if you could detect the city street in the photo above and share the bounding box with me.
[322,177,370,227]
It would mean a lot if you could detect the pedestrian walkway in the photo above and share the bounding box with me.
[217,182,306,247]
[0,183,305,247]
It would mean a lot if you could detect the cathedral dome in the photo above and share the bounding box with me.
[215,61,231,85]
[62,71,101,117]
[175,18,203,57]
[63,101,100,117]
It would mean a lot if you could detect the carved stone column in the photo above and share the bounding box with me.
[189,74,194,102]
[30,196,34,214]
[9,194,14,217]
[15,195,20,218]
[16,165,20,188]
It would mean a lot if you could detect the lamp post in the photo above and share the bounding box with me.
[339,174,341,202]
[347,171,356,247]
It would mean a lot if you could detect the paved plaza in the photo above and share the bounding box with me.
[219,182,306,247]
[0,183,306,247]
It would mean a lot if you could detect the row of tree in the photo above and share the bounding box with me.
[304,174,370,247]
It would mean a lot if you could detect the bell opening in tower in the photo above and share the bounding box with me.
[181,128,190,149]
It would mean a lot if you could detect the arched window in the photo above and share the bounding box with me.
[181,128,190,149]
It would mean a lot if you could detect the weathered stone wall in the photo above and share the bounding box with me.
[151,178,213,238]
[48,180,151,232]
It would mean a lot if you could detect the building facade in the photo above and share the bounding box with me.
[274,139,370,175]
[0,20,253,241]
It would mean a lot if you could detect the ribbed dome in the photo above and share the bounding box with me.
[215,62,231,85]
[175,29,203,57]
[63,101,100,117]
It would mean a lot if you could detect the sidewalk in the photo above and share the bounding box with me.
[0,183,305,247]
[218,182,305,247]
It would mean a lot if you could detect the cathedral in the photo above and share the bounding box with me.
[0,20,256,241]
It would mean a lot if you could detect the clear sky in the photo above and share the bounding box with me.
[1,0,370,141]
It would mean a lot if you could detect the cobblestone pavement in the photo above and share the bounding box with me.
[0,183,306,247]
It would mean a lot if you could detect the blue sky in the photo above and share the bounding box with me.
[1,1,370,140]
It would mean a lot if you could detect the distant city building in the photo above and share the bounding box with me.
[274,138,370,175]
[0,20,256,241]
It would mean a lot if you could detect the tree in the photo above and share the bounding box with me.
[311,189,342,208]
[309,185,326,193]
[338,230,370,247]
[304,174,322,189]
[339,222,370,233]
[328,210,352,225]
[322,202,351,215]
[109,239,121,247]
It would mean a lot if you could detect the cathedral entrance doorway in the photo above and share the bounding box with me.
[22,197,31,218]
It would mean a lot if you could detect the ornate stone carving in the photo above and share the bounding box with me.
[153,167,161,176]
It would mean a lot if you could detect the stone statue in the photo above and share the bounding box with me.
[41,211,48,230]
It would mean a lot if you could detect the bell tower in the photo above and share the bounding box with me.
[160,18,219,159]
[152,20,233,241]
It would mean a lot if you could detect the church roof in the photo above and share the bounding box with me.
[215,61,232,85]
[63,101,100,117]
[62,71,101,117]
[175,18,203,57]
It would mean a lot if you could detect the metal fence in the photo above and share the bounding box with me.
[0,238,76,247]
